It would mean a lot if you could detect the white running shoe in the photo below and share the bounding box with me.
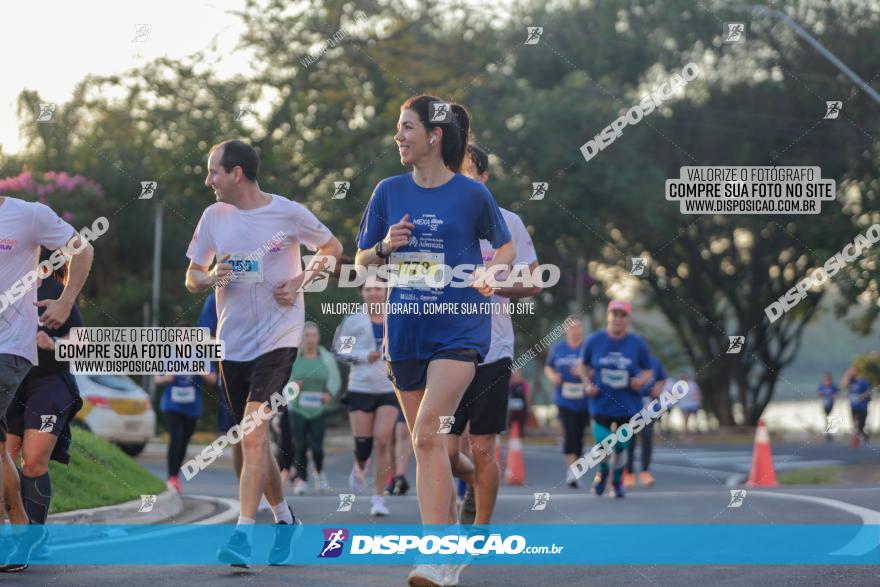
[292,478,308,496]
[316,472,330,492]
[349,464,366,494]
[369,495,390,517]
[407,563,448,587]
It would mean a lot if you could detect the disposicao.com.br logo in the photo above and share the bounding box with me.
[319,528,349,558]
[319,528,563,558]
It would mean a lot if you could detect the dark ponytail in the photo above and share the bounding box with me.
[400,95,471,173]
[446,104,470,174]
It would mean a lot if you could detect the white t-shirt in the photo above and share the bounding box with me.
[186,194,333,361]
[0,197,76,364]
[479,208,538,365]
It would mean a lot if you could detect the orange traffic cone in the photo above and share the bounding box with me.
[504,421,526,485]
[746,419,779,487]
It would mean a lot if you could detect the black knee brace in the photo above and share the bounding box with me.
[354,437,373,464]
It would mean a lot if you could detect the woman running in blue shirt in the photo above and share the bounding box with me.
[816,372,838,442]
[544,316,590,488]
[355,95,513,587]
[579,300,652,498]
[155,325,217,493]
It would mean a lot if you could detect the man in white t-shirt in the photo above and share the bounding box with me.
[185,140,342,566]
[447,145,542,529]
[0,195,93,571]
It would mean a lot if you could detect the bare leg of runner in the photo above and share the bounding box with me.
[238,400,274,519]
[397,359,475,525]
[372,407,398,496]
[447,435,475,485]
[469,434,500,524]
[395,421,413,478]
[232,439,284,505]
[263,445,284,507]
[0,446,28,523]
[232,443,243,477]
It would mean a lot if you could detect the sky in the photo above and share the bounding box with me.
[1,0,248,154]
[1,0,517,155]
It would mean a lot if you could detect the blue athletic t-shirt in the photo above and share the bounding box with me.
[580,330,651,418]
[356,173,511,362]
[198,294,218,335]
[817,382,838,409]
[160,373,205,419]
[848,378,871,411]
[817,383,838,399]
[545,339,589,413]
[371,321,384,350]
[639,355,668,401]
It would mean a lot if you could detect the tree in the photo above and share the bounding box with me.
[8,0,877,426]
[464,0,880,425]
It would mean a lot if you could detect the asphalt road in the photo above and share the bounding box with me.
[17,437,880,586]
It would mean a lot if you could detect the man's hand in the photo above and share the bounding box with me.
[274,274,304,307]
[321,392,331,404]
[469,266,496,297]
[367,350,381,364]
[210,255,233,288]
[585,382,599,397]
[36,331,55,351]
[35,299,73,330]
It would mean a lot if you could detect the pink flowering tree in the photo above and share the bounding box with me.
[0,170,105,226]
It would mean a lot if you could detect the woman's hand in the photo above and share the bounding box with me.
[383,214,415,254]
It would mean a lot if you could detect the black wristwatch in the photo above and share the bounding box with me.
[374,241,389,258]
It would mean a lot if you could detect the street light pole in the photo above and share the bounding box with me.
[147,199,164,398]
[734,4,880,106]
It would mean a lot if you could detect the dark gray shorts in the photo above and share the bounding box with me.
[0,354,33,442]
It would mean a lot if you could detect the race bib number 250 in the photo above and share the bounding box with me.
[226,253,263,283]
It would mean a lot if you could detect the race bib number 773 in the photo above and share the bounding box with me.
[389,252,445,289]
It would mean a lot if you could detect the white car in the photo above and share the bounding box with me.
[73,374,156,456]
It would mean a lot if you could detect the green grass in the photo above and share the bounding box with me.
[47,428,166,513]
[777,466,845,486]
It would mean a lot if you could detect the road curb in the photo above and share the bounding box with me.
[188,494,240,524]
[48,487,182,524]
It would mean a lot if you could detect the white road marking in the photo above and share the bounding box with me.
[752,491,880,556]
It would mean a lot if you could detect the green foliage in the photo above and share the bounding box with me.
[49,428,165,513]
[8,0,879,425]
[777,466,845,486]
[853,352,880,387]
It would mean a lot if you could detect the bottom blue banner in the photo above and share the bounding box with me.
[2,524,878,565]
